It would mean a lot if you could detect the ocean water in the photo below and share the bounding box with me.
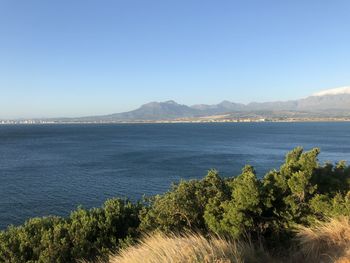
[1,122,350,229]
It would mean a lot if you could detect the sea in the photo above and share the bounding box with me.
[1,122,350,229]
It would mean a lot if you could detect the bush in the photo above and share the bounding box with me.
[139,169,229,233]
[0,199,141,263]
[140,147,350,242]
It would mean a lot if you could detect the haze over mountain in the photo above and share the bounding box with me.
[59,86,350,122]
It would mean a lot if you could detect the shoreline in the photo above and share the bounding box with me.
[1,118,350,125]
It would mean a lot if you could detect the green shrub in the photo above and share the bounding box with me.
[140,147,350,241]
[0,199,141,263]
[139,169,229,233]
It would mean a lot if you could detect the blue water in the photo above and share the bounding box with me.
[1,122,350,229]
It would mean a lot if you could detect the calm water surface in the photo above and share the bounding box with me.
[1,122,350,229]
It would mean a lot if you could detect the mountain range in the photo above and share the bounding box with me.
[61,86,350,122]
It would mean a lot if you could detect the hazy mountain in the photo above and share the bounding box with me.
[101,100,198,121]
[246,100,298,111]
[246,87,350,112]
[297,94,350,111]
[51,86,350,122]
[191,100,246,114]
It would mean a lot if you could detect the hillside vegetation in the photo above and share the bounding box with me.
[0,147,350,262]
[109,219,350,263]
[109,232,273,263]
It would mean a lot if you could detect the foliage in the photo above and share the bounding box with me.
[139,169,229,233]
[140,147,350,240]
[0,199,141,263]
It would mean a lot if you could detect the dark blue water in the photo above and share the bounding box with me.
[1,122,350,229]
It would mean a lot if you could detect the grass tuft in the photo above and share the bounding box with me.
[100,217,350,263]
[296,216,350,263]
[109,232,271,263]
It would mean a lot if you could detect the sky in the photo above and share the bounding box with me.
[0,0,350,118]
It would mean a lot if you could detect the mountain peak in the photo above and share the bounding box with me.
[313,86,350,97]
[218,100,233,105]
[164,100,178,105]
[141,100,179,108]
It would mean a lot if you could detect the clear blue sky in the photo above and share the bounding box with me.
[1,0,349,118]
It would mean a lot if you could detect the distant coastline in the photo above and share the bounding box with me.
[2,117,350,125]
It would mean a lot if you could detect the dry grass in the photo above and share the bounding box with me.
[296,216,350,263]
[99,217,350,263]
[109,232,271,263]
